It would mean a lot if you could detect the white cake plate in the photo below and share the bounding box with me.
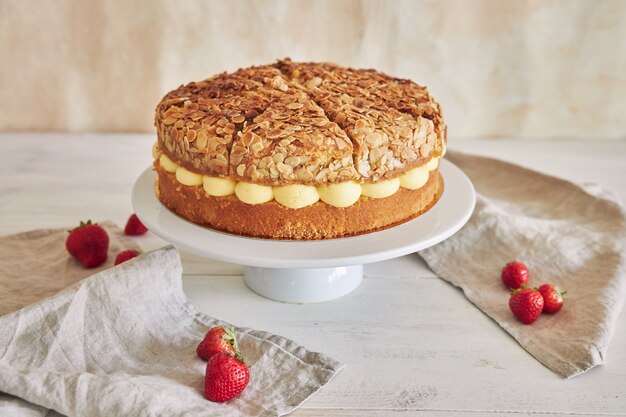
[131,160,475,303]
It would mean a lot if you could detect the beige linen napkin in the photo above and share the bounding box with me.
[0,221,139,316]
[0,227,343,416]
[419,151,626,378]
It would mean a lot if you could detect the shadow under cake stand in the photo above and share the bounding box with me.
[132,159,475,303]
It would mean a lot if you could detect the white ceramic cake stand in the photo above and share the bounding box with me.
[131,159,475,303]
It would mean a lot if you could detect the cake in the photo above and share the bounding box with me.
[152,59,447,240]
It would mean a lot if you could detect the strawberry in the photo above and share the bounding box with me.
[197,326,238,361]
[124,213,148,236]
[538,283,566,314]
[204,352,250,402]
[509,286,544,324]
[65,220,109,268]
[114,249,140,265]
[501,261,529,289]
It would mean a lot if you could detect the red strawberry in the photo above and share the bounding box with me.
[501,261,529,289]
[204,353,250,402]
[197,326,238,361]
[124,214,148,236]
[66,220,109,268]
[509,286,544,324]
[538,283,566,314]
[114,249,140,265]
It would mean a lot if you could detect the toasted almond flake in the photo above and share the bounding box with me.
[271,76,289,92]
[251,142,264,153]
[304,77,322,89]
[266,129,283,139]
[231,114,245,123]
[195,134,207,148]
[419,143,433,158]
[207,158,228,173]
[231,145,247,157]
[315,170,327,182]
[365,132,383,147]
[312,117,328,126]
[272,153,284,164]
[276,162,293,175]
[296,167,314,181]
[284,156,301,167]
[241,131,254,146]
[236,164,246,176]
[241,161,256,177]
[401,147,417,160]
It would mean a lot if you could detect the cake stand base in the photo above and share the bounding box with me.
[243,265,363,303]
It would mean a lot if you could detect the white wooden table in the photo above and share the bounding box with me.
[2,133,625,416]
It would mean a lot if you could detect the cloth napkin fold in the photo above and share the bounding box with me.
[0,225,343,417]
[419,151,626,378]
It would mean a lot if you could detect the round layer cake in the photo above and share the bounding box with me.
[152,59,447,240]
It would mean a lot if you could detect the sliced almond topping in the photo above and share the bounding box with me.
[419,143,433,158]
[236,164,246,176]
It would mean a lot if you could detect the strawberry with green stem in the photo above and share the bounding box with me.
[204,352,250,402]
[65,220,109,268]
[538,283,566,313]
[501,261,529,289]
[509,285,544,324]
[197,326,239,361]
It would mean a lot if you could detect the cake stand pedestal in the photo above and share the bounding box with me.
[132,160,475,303]
[243,265,363,303]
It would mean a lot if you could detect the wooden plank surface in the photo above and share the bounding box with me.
[1,133,625,415]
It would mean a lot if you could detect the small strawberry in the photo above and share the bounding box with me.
[114,249,140,265]
[124,213,148,236]
[197,326,238,361]
[66,220,109,268]
[501,261,529,289]
[204,352,250,402]
[538,283,566,314]
[509,286,544,324]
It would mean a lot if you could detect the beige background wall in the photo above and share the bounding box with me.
[1,0,625,139]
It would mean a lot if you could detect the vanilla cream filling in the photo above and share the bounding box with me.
[159,154,179,173]
[399,166,429,190]
[203,176,237,197]
[274,184,319,209]
[235,182,273,205]
[152,142,161,160]
[176,167,203,186]
[318,181,362,207]
[361,178,400,199]
[156,143,440,208]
